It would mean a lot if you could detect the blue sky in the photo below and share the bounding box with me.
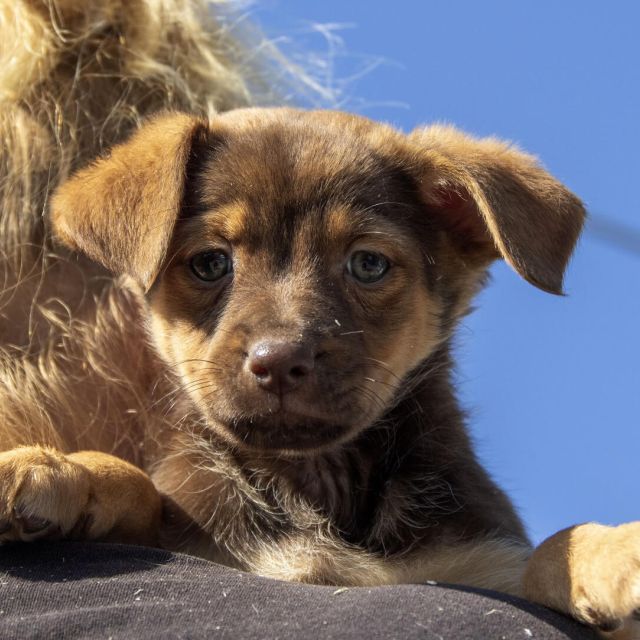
[253,1,640,544]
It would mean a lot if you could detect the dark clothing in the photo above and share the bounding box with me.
[0,542,596,639]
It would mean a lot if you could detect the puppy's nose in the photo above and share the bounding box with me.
[246,341,315,395]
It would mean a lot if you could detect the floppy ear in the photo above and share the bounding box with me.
[409,125,586,294]
[50,112,208,290]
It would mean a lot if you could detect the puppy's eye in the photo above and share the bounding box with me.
[190,250,232,282]
[347,251,390,284]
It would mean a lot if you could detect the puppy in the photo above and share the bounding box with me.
[1,2,638,638]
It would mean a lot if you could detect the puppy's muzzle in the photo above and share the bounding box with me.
[245,340,316,395]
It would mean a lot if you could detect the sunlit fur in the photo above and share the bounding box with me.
[0,0,309,350]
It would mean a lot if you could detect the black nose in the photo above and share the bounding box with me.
[246,340,315,395]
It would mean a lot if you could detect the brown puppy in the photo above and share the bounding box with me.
[0,4,638,635]
[0,106,637,636]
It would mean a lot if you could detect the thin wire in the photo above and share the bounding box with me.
[586,213,640,257]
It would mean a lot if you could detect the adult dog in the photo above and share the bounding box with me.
[1,1,637,637]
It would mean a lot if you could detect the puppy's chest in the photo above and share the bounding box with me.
[285,456,363,516]
[253,451,378,539]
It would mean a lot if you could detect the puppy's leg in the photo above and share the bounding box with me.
[250,533,396,587]
[0,447,160,545]
[252,536,532,591]
[395,538,532,595]
[522,523,640,637]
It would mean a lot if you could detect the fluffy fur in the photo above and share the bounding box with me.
[1,3,638,639]
[0,0,308,350]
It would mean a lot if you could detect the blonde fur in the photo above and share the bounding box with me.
[0,0,313,350]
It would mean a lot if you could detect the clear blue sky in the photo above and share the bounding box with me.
[251,1,640,544]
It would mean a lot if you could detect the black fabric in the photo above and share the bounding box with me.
[0,542,596,639]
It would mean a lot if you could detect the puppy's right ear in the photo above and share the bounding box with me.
[51,113,208,291]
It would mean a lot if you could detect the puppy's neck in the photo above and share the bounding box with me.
[155,341,527,557]
[224,345,469,538]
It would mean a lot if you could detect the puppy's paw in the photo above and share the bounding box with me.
[0,447,91,541]
[0,446,161,545]
[523,522,640,634]
[567,523,640,632]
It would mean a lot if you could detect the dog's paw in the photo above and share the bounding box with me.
[0,447,91,541]
[523,522,640,634]
[566,523,640,632]
[0,446,161,545]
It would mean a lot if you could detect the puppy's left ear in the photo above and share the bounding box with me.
[51,113,208,291]
[409,125,586,294]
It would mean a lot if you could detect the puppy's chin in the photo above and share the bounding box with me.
[205,412,360,457]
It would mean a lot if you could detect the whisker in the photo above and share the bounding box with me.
[363,376,397,389]
[362,358,403,383]
[353,384,387,413]
[355,201,417,215]
[167,358,224,369]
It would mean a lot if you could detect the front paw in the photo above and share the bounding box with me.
[567,523,640,632]
[523,522,640,633]
[0,447,91,541]
[0,446,161,545]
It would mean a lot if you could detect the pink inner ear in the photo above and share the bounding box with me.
[431,185,492,248]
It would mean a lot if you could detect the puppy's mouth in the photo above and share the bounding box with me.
[215,407,354,453]
[191,369,387,454]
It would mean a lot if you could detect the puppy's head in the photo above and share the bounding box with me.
[51,108,585,455]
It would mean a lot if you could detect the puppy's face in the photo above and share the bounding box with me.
[149,112,444,452]
[51,108,585,455]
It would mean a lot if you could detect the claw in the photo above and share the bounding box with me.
[595,618,623,633]
[13,505,52,534]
